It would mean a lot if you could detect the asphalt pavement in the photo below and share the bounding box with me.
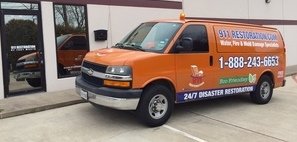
[0,76,297,142]
[0,65,297,119]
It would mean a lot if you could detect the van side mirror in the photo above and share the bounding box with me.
[176,37,193,52]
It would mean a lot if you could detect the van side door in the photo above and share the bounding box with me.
[174,24,216,103]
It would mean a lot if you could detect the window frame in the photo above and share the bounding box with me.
[53,3,90,79]
[0,1,39,10]
[172,24,209,54]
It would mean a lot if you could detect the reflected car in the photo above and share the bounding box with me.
[14,34,88,87]
[14,52,41,87]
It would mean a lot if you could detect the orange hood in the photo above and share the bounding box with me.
[83,48,158,65]
[18,52,38,61]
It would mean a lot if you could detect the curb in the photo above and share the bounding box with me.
[0,99,85,119]
[286,72,297,77]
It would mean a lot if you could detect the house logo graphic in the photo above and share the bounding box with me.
[189,65,205,88]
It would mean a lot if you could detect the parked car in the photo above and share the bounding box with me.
[14,52,41,87]
[14,34,88,87]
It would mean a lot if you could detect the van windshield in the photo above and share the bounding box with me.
[115,22,181,52]
[56,34,70,48]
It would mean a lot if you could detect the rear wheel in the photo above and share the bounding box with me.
[137,85,173,127]
[26,78,41,87]
[250,75,273,104]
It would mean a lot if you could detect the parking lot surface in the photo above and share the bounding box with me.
[0,77,296,142]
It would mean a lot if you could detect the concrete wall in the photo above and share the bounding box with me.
[87,5,180,50]
[283,0,297,67]
[183,0,297,66]
[183,0,282,19]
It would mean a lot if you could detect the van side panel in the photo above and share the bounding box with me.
[213,25,284,53]
[174,22,285,103]
[212,24,285,88]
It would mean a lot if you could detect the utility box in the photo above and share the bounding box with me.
[94,29,107,41]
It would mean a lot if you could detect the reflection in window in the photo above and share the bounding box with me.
[179,25,209,53]
[0,2,38,10]
[54,4,89,78]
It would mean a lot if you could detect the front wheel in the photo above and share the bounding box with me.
[250,75,273,104]
[137,85,173,127]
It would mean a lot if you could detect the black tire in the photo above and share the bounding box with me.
[137,85,173,127]
[250,75,273,104]
[26,78,41,87]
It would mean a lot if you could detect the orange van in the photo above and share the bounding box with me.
[76,15,286,127]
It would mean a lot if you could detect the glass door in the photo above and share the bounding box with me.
[1,6,46,97]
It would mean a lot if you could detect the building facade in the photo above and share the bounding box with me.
[0,0,181,99]
[183,0,297,66]
[0,0,296,99]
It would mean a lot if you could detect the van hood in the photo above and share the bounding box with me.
[18,52,38,61]
[83,48,156,65]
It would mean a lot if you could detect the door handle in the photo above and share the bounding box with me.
[210,56,213,66]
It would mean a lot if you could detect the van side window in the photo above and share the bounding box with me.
[176,25,209,53]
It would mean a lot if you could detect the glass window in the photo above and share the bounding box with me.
[54,4,89,78]
[115,22,181,52]
[61,36,87,50]
[176,25,209,53]
[0,2,38,10]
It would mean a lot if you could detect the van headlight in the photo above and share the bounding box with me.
[106,66,131,76]
[104,66,132,88]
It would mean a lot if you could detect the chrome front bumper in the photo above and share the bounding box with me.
[14,71,40,81]
[76,87,140,110]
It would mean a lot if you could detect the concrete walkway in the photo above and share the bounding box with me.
[0,89,85,119]
[0,65,297,119]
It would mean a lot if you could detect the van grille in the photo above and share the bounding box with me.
[81,61,107,87]
[82,72,104,87]
[82,61,107,73]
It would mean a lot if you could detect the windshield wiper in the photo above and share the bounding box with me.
[115,43,124,48]
[124,43,145,51]
[115,43,145,51]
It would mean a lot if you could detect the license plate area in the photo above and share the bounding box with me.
[80,89,88,100]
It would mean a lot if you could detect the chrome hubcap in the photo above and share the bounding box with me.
[260,82,270,99]
[149,94,168,119]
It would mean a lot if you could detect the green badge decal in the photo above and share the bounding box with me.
[248,74,257,83]
[219,74,257,85]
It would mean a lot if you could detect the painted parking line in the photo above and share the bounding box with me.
[163,125,208,142]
